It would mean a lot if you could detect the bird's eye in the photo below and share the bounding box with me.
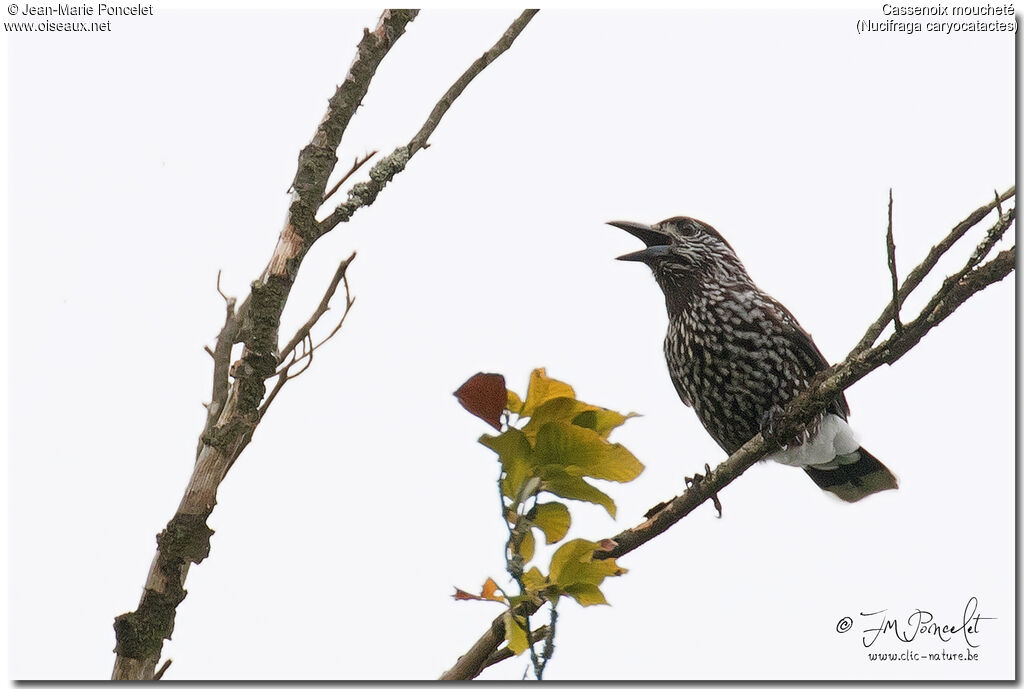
[679,222,698,237]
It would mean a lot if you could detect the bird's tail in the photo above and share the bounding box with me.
[802,447,898,502]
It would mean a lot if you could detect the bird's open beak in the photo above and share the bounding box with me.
[607,220,672,262]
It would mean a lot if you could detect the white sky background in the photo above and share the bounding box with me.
[4,3,1016,681]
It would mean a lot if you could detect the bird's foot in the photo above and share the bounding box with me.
[685,463,722,518]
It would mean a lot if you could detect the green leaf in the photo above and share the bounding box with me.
[480,429,533,500]
[519,368,576,418]
[534,422,644,483]
[504,612,529,655]
[540,468,617,517]
[562,582,608,607]
[528,502,571,544]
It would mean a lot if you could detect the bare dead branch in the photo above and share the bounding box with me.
[112,10,420,680]
[323,151,378,204]
[886,188,902,335]
[114,11,538,677]
[318,9,540,235]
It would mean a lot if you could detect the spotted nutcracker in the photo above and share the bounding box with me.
[609,216,898,502]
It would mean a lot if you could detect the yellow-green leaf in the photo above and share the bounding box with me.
[520,368,576,418]
[528,502,571,544]
[540,468,616,517]
[574,409,639,439]
[522,397,586,440]
[521,566,548,591]
[506,389,524,415]
[562,582,608,606]
[549,539,627,590]
[518,528,535,563]
[522,396,638,441]
[480,429,533,500]
[504,612,529,655]
[534,422,644,483]
[549,539,599,583]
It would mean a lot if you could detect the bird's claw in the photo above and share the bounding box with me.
[685,463,722,517]
[761,406,780,440]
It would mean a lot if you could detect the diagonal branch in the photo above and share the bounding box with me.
[442,189,1015,680]
[318,9,540,235]
[598,249,1014,562]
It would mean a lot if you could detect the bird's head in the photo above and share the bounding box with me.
[607,216,749,294]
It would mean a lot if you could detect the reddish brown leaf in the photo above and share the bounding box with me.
[454,372,507,430]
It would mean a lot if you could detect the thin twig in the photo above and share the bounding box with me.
[279,252,357,365]
[323,151,378,204]
[307,289,356,355]
[851,185,1014,355]
[153,659,172,681]
[215,269,231,305]
[886,188,902,336]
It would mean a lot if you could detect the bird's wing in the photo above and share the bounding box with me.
[669,371,693,407]
[766,295,851,419]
